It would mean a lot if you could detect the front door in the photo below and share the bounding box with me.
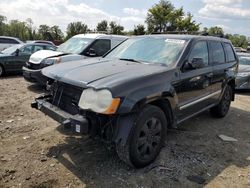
[174,40,214,121]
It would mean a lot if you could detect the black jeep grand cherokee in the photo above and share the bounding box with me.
[32,35,238,167]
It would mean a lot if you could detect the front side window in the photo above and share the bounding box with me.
[189,41,209,66]
[20,45,32,55]
[33,45,44,52]
[105,37,186,66]
[57,37,93,54]
[85,39,111,56]
[210,41,225,64]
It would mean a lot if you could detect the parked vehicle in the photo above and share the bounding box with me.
[0,43,56,77]
[236,53,250,89]
[26,40,56,47]
[23,33,128,85]
[0,36,23,51]
[32,35,238,167]
[234,47,247,53]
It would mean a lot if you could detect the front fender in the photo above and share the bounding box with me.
[117,82,178,114]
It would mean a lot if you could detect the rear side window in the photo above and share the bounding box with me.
[224,43,236,62]
[0,38,19,44]
[209,41,225,64]
[189,41,209,66]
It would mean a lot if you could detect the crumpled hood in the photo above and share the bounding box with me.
[42,58,168,89]
[29,50,64,64]
[238,64,250,72]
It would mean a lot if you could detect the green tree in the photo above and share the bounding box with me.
[109,21,124,35]
[133,24,146,35]
[146,0,199,33]
[38,24,50,39]
[96,20,108,32]
[208,26,224,36]
[226,34,248,48]
[0,15,7,35]
[50,25,64,40]
[176,12,200,32]
[66,22,88,39]
[26,18,34,40]
[7,20,29,41]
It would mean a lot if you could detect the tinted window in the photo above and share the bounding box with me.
[0,38,19,44]
[189,41,209,66]
[87,39,111,56]
[210,41,225,64]
[224,43,236,62]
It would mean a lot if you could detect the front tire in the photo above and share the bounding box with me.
[210,85,232,118]
[116,105,167,168]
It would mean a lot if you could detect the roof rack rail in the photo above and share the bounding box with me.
[151,31,200,35]
[150,31,226,38]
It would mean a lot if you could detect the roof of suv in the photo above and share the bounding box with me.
[72,33,128,40]
[134,34,231,43]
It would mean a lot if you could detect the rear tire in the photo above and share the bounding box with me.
[0,65,4,77]
[116,105,167,168]
[210,85,232,118]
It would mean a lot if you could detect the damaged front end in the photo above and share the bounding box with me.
[31,82,134,145]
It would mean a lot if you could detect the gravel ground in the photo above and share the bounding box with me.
[0,75,250,188]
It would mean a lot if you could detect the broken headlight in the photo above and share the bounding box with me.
[78,88,120,114]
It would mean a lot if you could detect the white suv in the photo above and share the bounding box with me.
[0,36,23,51]
[23,33,128,85]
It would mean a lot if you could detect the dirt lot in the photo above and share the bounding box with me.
[0,75,250,188]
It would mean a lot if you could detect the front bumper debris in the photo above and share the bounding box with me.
[23,66,48,85]
[31,96,89,134]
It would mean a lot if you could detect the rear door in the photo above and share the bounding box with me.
[208,41,237,103]
[175,40,214,121]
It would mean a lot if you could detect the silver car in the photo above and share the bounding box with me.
[0,36,23,51]
[236,53,250,90]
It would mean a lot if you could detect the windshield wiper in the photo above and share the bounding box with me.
[119,58,142,63]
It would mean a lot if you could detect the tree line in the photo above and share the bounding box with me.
[0,0,248,48]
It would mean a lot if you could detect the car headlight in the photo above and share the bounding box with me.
[237,72,250,77]
[78,88,120,114]
[41,58,61,66]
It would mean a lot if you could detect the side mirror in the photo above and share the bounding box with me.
[190,58,205,69]
[15,49,20,56]
[88,48,96,57]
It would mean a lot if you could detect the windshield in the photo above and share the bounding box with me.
[57,37,93,54]
[105,37,186,66]
[239,56,250,65]
[2,44,24,54]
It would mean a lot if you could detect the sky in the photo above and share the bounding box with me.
[0,0,250,37]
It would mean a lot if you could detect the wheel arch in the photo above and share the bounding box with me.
[0,63,5,76]
[227,79,235,101]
